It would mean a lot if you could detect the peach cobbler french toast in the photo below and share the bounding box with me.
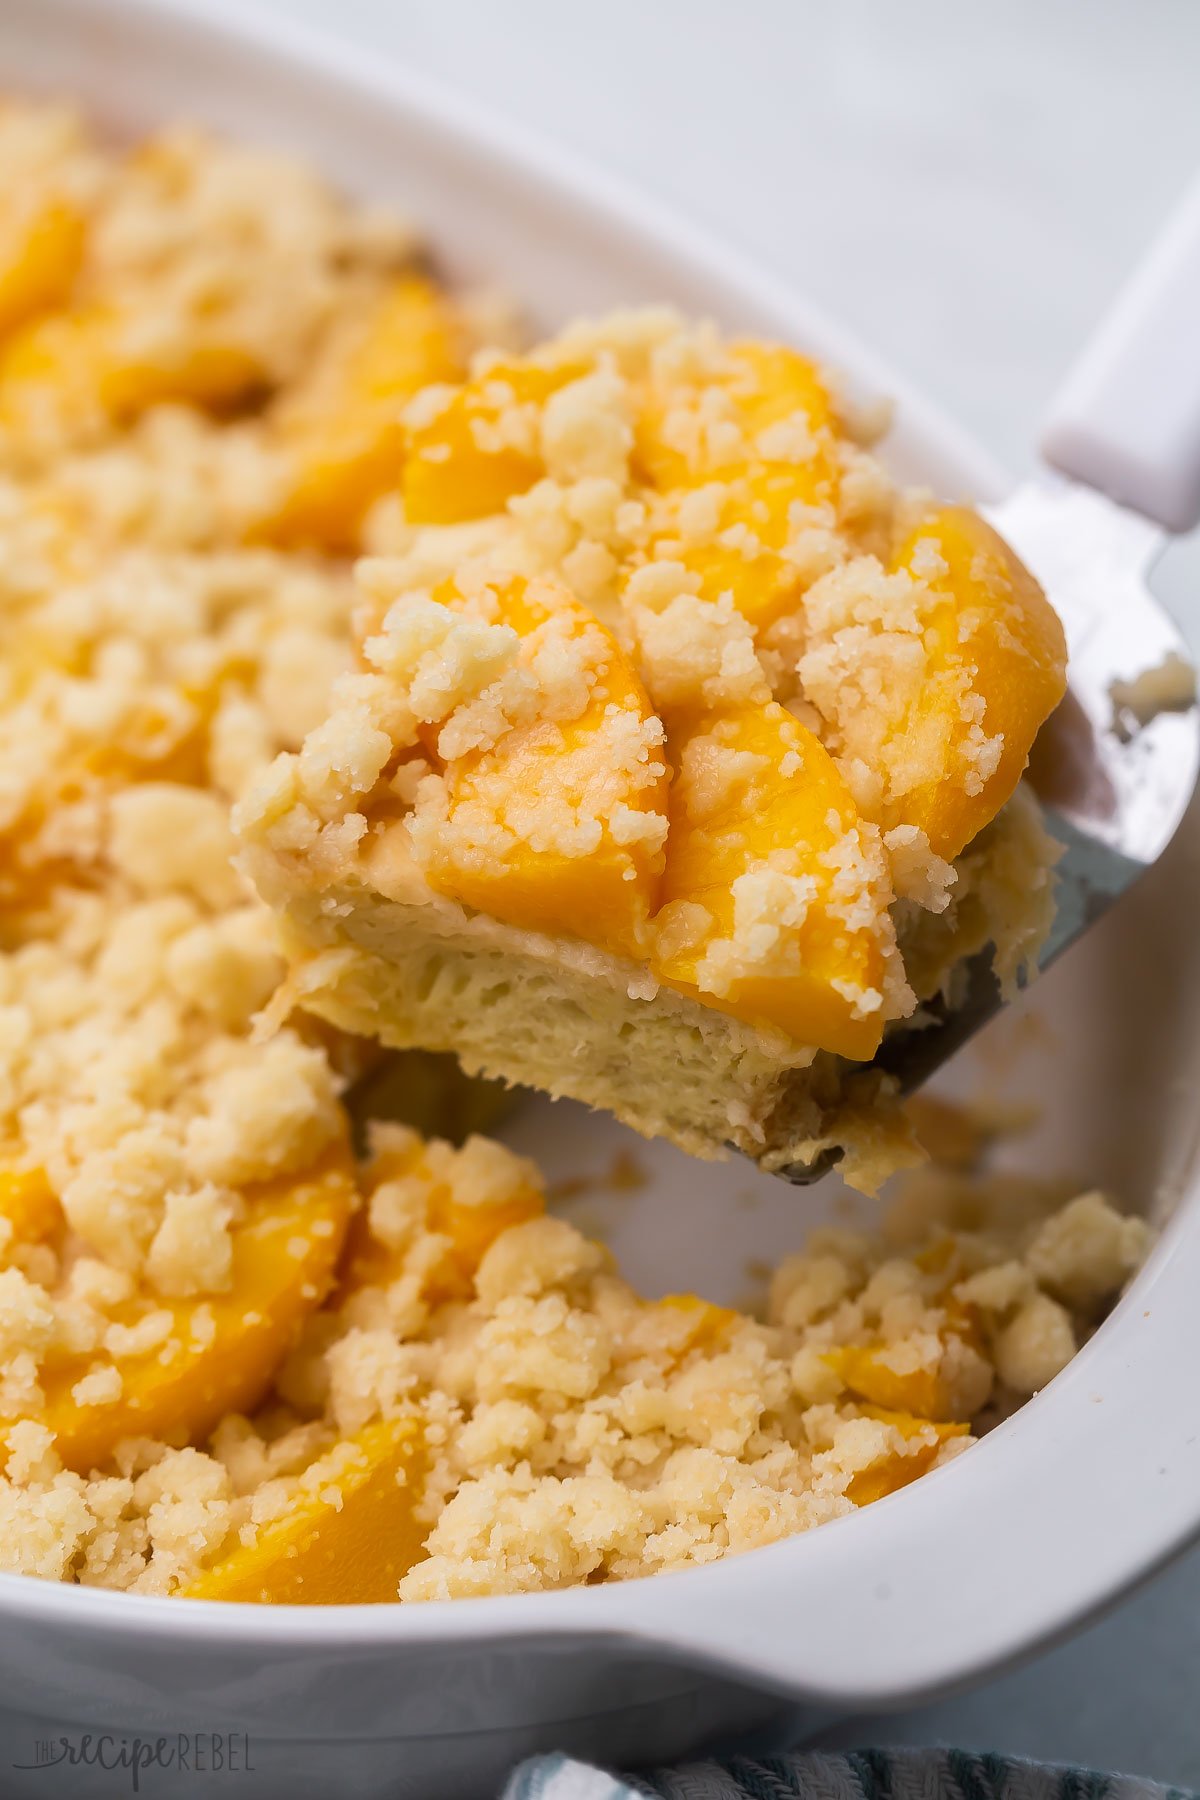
[238,314,1066,1187]
[0,100,1133,1609]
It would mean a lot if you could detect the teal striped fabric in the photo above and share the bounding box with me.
[501,1749,1197,1800]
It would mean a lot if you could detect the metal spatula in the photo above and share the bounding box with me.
[786,175,1200,1182]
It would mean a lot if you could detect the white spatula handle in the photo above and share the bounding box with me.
[1041,174,1200,533]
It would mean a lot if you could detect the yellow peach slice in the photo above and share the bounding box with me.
[646,460,833,636]
[0,305,105,449]
[0,196,85,341]
[79,703,210,789]
[184,1414,426,1604]
[846,1406,968,1506]
[636,343,837,636]
[0,301,263,452]
[11,1147,355,1475]
[888,506,1068,859]
[340,1132,544,1304]
[1,302,267,424]
[634,340,833,491]
[431,1180,544,1296]
[269,276,465,550]
[0,1160,61,1255]
[652,701,892,1059]
[654,1292,738,1355]
[100,340,266,421]
[825,1344,957,1422]
[823,1298,981,1419]
[402,358,585,524]
[419,575,668,959]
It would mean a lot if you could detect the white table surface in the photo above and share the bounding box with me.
[162,0,1200,1783]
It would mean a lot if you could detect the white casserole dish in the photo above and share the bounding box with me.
[3,1,1200,1794]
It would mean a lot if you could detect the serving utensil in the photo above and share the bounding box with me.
[785,176,1200,1180]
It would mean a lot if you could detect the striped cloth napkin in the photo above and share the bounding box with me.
[501,1748,1194,1800]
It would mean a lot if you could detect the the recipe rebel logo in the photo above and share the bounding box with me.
[12,1731,255,1790]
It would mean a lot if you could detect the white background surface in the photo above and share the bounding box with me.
[211,0,1200,1782]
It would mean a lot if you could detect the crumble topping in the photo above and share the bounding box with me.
[241,308,1064,1083]
[1110,648,1197,736]
[797,552,1002,817]
[0,1121,1147,1598]
[0,101,1105,1609]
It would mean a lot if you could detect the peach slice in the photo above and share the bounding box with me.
[636,344,837,635]
[0,1160,60,1255]
[645,461,833,636]
[654,1293,738,1355]
[823,1292,984,1420]
[269,275,465,550]
[0,196,85,341]
[0,304,105,449]
[846,1406,969,1506]
[634,340,834,491]
[418,574,669,959]
[888,506,1068,859]
[6,1147,356,1475]
[0,301,264,450]
[402,358,585,524]
[825,1343,960,1423]
[184,1414,426,1604]
[339,1131,544,1305]
[652,700,893,1059]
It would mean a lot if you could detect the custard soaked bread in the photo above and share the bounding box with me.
[239,313,1066,1186]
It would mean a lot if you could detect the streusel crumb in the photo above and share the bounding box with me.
[0,100,1126,1610]
[239,312,1065,1180]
